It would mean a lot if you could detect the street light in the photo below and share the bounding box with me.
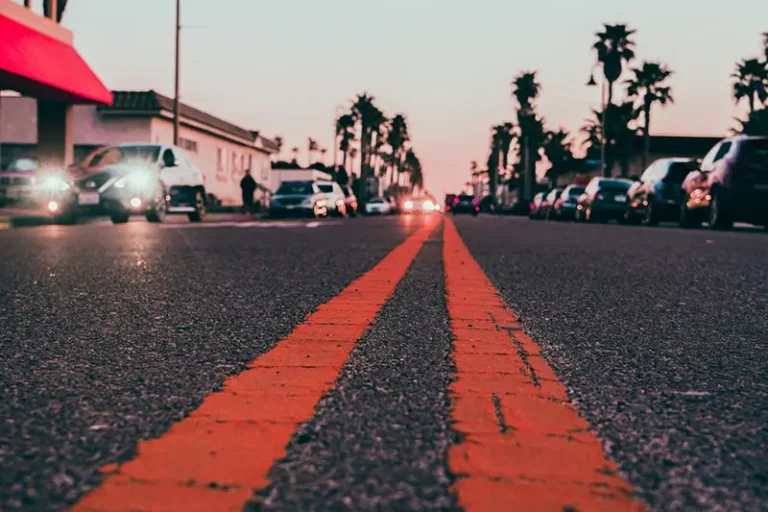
[586,65,607,176]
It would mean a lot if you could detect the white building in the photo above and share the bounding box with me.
[0,90,277,207]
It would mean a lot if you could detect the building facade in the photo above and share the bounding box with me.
[0,91,277,206]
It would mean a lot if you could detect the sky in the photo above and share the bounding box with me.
[30,0,768,197]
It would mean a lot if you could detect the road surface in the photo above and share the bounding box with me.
[0,215,765,511]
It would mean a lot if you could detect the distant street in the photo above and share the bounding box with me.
[1,215,766,511]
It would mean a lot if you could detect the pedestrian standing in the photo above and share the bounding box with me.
[240,169,256,214]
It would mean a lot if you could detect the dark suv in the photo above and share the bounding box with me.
[681,136,768,229]
[625,158,699,225]
[576,177,632,223]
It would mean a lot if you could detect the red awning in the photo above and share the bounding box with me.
[0,15,112,105]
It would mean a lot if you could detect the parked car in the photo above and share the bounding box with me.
[342,185,358,217]
[551,185,585,221]
[72,144,207,224]
[364,197,393,215]
[529,191,549,219]
[575,177,632,223]
[680,136,768,229]
[542,188,564,220]
[452,194,480,215]
[0,157,38,206]
[270,180,328,218]
[317,181,347,217]
[625,158,698,225]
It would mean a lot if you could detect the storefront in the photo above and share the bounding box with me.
[0,0,111,167]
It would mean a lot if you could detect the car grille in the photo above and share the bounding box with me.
[75,172,114,190]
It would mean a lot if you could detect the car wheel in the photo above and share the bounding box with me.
[146,194,167,223]
[111,213,129,224]
[188,191,206,222]
[708,191,732,230]
[644,198,660,226]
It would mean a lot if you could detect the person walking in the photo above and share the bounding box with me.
[240,169,257,214]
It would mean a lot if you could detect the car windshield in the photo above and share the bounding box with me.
[317,184,334,193]
[276,181,313,195]
[86,145,161,168]
[667,163,694,183]
[568,186,585,197]
[458,195,474,201]
[369,198,385,204]
[342,187,351,197]
[5,158,38,172]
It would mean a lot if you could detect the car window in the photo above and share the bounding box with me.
[317,184,334,193]
[666,163,693,183]
[276,181,312,195]
[567,186,585,197]
[700,143,721,168]
[713,142,732,162]
[598,179,631,191]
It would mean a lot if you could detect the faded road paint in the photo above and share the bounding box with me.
[443,218,646,512]
[72,218,437,512]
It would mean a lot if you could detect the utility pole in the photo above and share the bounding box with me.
[173,0,181,146]
[600,75,608,177]
[523,136,532,203]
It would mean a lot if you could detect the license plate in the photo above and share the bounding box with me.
[78,192,100,205]
[614,195,627,203]
[286,204,296,209]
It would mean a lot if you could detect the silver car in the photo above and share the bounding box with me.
[317,181,347,217]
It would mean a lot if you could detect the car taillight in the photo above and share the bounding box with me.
[530,203,536,210]
[453,197,460,204]
[472,198,478,205]
[595,193,604,200]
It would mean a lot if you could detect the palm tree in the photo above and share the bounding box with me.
[497,122,515,173]
[626,61,674,170]
[349,147,358,176]
[307,137,319,165]
[351,93,378,199]
[512,72,541,115]
[404,149,423,192]
[274,136,284,160]
[593,23,636,105]
[732,58,768,114]
[320,148,328,165]
[542,129,574,186]
[291,146,299,164]
[43,0,68,22]
[371,113,388,178]
[386,114,409,188]
[487,129,503,201]
[335,114,356,170]
[581,103,638,177]
[763,32,768,64]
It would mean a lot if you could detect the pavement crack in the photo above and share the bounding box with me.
[505,329,541,388]
[490,393,508,434]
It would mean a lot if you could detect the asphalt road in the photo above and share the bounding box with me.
[1,214,766,511]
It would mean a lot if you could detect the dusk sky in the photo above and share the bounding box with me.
[45,0,768,196]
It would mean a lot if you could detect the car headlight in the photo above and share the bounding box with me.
[114,169,155,191]
[404,200,414,210]
[37,174,71,192]
[423,200,434,210]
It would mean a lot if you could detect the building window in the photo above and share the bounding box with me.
[216,148,227,182]
[179,137,198,153]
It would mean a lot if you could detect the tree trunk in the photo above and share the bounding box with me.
[749,93,756,114]
[642,102,651,172]
[342,149,348,170]
[607,80,614,106]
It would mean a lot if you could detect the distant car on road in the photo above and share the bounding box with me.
[529,192,549,219]
[73,144,207,224]
[0,157,79,224]
[270,180,328,218]
[364,197,392,215]
[444,193,457,212]
[452,194,479,215]
[625,158,698,226]
[551,185,585,221]
[0,157,38,207]
[341,185,358,217]
[680,136,768,229]
[403,197,439,214]
[576,178,632,223]
[317,181,347,217]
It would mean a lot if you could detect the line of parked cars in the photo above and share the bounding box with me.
[530,135,768,230]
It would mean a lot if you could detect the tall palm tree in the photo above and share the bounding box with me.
[593,23,636,105]
[273,136,284,160]
[581,103,638,177]
[43,0,68,22]
[349,147,358,176]
[487,128,503,200]
[626,61,674,170]
[512,71,543,199]
[512,72,541,115]
[497,122,515,173]
[351,93,377,184]
[543,129,574,185]
[386,114,409,188]
[404,149,423,192]
[732,58,768,114]
[291,146,299,164]
[335,114,356,170]
[320,148,327,165]
[307,138,319,165]
[763,32,768,64]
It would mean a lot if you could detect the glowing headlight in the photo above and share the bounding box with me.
[404,200,414,210]
[114,169,154,190]
[423,200,434,210]
[37,175,71,192]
